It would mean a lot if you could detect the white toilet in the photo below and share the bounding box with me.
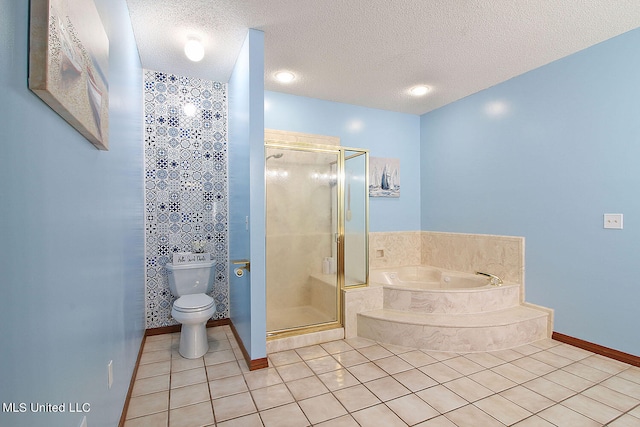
[165,260,216,359]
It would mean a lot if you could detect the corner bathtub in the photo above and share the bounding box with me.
[369,265,521,314]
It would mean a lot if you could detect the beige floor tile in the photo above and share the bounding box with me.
[618,367,640,385]
[579,354,629,374]
[317,368,360,391]
[522,377,575,402]
[512,343,543,356]
[204,349,236,366]
[123,410,168,427]
[444,376,493,402]
[137,360,171,380]
[126,391,169,419]
[332,350,369,367]
[628,403,640,417]
[474,394,532,425]
[171,367,207,389]
[140,349,172,365]
[250,383,294,411]
[276,361,314,382]
[608,414,640,427]
[169,401,214,427]
[416,385,468,413]
[543,369,595,392]
[419,362,464,383]
[243,367,283,390]
[144,336,174,352]
[170,382,210,409]
[344,336,376,349]
[537,404,600,427]
[444,404,504,427]
[511,356,556,376]
[207,337,232,352]
[352,403,406,427]
[209,374,248,399]
[468,369,516,393]
[581,384,640,412]
[285,375,330,400]
[562,394,622,424]
[314,414,359,427]
[216,412,263,427]
[561,361,612,382]
[499,385,554,413]
[374,355,413,375]
[347,362,388,383]
[333,384,381,412]
[511,415,555,426]
[206,360,241,380]
[547,343,593,361]
[491,362,538,384]
[306,355,343,374]
[386,393,439,425]
[442,356,484,375]
[132,374,170,397]
[212,391,256,422]
[398,350,438,367]
[171,355,204,373]
[379,342,413,355]
[463,352,505,369]
[357,344,394,361]
[259,402,309,427]
[268,350,303,367]
[530,339,561,350]
[602,376,640,399]
[414,415,457,426]
[295,344,330,360]
[299,393,347,424]
[422,351,458,362]
[394,368,438,392]
[320,340,355,355]
[529,350,575,368]
[490,348,524,362]
[364,376,411,401]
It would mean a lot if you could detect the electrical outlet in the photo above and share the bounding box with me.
[604,213,623,229]
[108,360,113,389]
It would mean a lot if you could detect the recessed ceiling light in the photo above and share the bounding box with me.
[275,71,296,83]
[183,103,197,117]
[184,39,204,62]
[409,85,431,96]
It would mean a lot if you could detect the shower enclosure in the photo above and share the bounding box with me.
[265,140,368,337]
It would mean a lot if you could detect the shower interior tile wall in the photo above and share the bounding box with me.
[143,70,229,328]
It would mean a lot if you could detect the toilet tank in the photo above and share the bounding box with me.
[165,260,216,297]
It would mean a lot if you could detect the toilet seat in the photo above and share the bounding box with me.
[173,294,215,313]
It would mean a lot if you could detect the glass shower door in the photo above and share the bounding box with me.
[265,145,340,334]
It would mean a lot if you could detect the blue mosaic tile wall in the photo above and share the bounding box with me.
[143,69,229,328]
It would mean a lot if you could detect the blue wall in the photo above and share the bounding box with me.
[420,28,640,356]
[264,91,421,232]
[0,1,144,426]
[228,29,266,361]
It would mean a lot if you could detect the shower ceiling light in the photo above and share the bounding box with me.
[409,85,431,96]
[184,39,204,62]
[183,103,197,117]
[275,71,296,83]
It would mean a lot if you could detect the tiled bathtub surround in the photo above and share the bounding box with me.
[370,231,524,285]
[143,70,229,328]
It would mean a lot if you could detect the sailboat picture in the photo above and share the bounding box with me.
[369,157,400,197]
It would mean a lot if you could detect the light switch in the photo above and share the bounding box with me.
[604,214,623,229]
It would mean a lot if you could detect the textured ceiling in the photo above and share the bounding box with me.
[126,0,640,115]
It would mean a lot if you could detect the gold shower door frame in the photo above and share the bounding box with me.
[265,140,369,340]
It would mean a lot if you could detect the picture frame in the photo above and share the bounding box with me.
[369,157,400,197]
[29,0,110,150]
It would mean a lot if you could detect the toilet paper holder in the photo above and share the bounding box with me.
[231,259,251,271]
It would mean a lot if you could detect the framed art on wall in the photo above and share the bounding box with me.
[29,0,110,150]
[369,157,400,197]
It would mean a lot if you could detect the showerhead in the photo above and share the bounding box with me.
[266,153,284,161]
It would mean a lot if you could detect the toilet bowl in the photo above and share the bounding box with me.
[166,260,216,359]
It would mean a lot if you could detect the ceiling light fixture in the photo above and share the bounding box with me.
[275,71,296,83]
[184,39,204,62]
[409,85,431,96]
[183,103,197,117]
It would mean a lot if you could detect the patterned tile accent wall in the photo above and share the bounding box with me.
[143,69,229,328]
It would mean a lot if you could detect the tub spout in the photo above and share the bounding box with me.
[476,271,503,286]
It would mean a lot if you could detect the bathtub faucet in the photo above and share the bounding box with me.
[476,271,503,286]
